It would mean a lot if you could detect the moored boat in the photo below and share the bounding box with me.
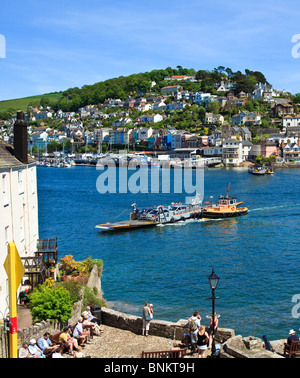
[201,184,248,219]
[265,168,274,174]
[248,166,266,175]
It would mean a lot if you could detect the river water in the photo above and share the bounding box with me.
[37,165,300,340]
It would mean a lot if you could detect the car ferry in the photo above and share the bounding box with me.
[95,194,203,231]
[248,166,266,175]
[201,184,248,219]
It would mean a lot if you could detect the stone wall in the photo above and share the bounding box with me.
[0,327,9,358]
[222,335,284,358]
[100,307,235,343]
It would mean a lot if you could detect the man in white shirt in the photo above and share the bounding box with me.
[188,311,201,353]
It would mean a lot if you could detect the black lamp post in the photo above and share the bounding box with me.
[208,269,220,358]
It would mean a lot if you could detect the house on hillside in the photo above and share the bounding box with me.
[272,103,294,116]
[231,111,261,126]
[282,115,300,128]
[205,113,224,125]
[231,126,252,141]
[161,86,181,95]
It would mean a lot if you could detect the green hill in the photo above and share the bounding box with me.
[0,66,271,118]
[0,92,62,114]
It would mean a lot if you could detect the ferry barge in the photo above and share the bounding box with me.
[95,186,248,231]
[95,195,203,231]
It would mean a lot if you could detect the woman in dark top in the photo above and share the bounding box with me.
[197,325,209,358]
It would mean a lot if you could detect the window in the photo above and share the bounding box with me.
[18,170,24,194]
[20,216,24,242]
[4,225,9,247]
[2,174,8,206]
[31,168,35,195]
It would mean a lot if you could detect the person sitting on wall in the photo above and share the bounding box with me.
[86,306,101,326]
[28,339,46,358]
[73,317,92,346]
[19,343,39,358]
[37,332,59,357]
[59,327,81,356]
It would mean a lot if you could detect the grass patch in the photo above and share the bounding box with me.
[0,92,62,113]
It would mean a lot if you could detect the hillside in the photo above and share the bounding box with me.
[0,92,62,116]
[0,66,271,117]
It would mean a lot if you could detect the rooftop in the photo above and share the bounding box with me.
[0,138,35,168]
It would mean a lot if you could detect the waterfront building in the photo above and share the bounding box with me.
[222,139,243,166]
[109,128,131,145]
[138,127,153,141]
[162,134,172,151]
[0,112,39,317]
[248,141,277,160]
[282,142,300,161]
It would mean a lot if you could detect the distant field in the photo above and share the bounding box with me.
[0,92,62,113]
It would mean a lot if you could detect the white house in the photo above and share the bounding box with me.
[282,115,300,128]
[0,113,39,318]
[138,127,153,141]
[94,128,111,144]
[231,111,261,126]
[222,139,243,166]
[205,113,224,125]
[194,92,211,105]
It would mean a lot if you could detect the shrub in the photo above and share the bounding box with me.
[82,286,105,309]
[60,254,77,275]
[61,280,82,304]
[28,282,73,323]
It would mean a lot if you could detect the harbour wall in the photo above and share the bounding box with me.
[100,307,235,343]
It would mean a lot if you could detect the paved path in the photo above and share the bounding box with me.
[16,305,286,358]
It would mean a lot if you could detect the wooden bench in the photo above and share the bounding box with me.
[284,340,300,358]
[141,348,187,358]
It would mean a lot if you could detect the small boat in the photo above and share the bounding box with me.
[265,168,274,174]
[248,166,266,175]
[201,184,248,219]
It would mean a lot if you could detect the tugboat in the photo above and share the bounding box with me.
[201,184,248,219]
[265,167,274,174]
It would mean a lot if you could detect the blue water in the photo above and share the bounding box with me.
[37,166,300,340]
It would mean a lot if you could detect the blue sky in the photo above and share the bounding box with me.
[1,0,300,101]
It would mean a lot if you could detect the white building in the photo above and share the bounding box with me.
[138,127,153,141]
[282,115,300,128]
[205,113,224,125]
[194,92,211,106]
[231,111,261,126]
[222,139,243,166]
[0,113,39,317]
[93,128,111,144]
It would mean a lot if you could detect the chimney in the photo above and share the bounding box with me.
[14,111,28,164]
